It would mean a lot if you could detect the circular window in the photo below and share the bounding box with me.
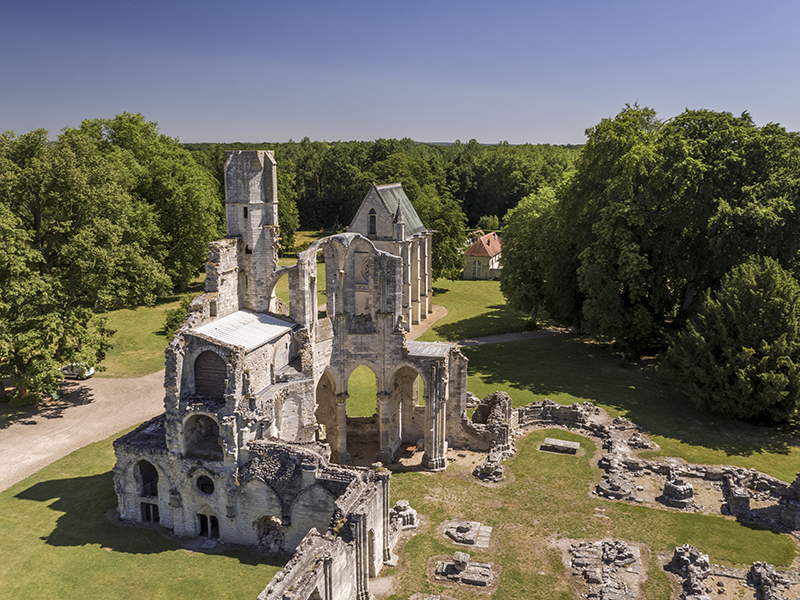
[196,475,215,495]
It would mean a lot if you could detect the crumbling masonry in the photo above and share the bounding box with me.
[112,151,495,600]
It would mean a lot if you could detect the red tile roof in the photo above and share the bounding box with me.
[465,232,502,257]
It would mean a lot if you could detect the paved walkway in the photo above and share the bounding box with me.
[0,306,573,493]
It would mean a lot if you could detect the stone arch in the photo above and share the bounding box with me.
[136,460,159,498]
[184,414,223,460]
[286,486,336,549]
[254,515,285,554]
[194,350,227,398]
[345,363,379,417]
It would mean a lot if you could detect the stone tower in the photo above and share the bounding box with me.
[224,150,280,313]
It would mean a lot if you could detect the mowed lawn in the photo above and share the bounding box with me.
[464,335,800,484]
[1,426,792,600]
[0,432,284,600]
[385,429,794,600]
[417,278,534,342]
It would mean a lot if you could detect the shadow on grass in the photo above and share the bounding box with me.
[428,303,533,341]
[14,471,284,567]
[0,381,94,430]
[464,335,799,460]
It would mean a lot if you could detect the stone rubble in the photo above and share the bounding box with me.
[434,551,494,587]
[569,540,639,600]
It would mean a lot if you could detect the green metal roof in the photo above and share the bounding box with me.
[374,183,427,236]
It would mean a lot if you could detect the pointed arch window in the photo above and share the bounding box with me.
[368,209,377,236]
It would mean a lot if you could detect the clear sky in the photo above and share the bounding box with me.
[2,0,798,144]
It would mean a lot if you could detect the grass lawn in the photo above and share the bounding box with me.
[0,430,284,600]
[464,335,800,483]
[385,429,794,600]
[100,299,183,378]
[3,428,791,600]
[417,279,535,342]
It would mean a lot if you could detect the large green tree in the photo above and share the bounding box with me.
[78,113,223,290]
[663,257,800,422]
[0,128,171,402]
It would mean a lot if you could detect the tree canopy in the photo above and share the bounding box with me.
[501,105,800,360]
[663,257,800,422]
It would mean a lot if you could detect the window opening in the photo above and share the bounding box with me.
[196,475,215,495]
[368,208,377,236]
[138,460,159,497]
[243,206,248,219]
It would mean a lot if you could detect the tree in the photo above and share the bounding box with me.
[0,128,169,402]
[499,188,555,325]
[574,105,665,357]
[663,257,800,422]
[77,113,223,290]
[477,215,499,230]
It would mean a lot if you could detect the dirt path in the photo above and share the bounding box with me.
[456,326,576,346]
[0,371,165,492]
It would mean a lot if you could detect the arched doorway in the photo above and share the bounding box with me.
[138,460,159,497]
[346,365,379,465]
[255,515,285,555]
[392,366,426,460]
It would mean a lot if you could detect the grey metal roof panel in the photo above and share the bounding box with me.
[194,310,293,351]
[405,341,453,358]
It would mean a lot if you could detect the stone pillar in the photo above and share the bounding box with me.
[410,238,421,325]
[378,472,393,563]
[335,393,351,464]
[352,513,373,600]
[377,392,392,463]
[422,361,448,471]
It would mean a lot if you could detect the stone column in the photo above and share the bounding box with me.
[422,361,448,471]
[377,392,392,463]
[378,471,394,563]
[335,393,351,464]
[352,513,373,600]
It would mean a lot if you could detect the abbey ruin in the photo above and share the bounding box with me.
[112,150,501,599]
[111,150,800,600]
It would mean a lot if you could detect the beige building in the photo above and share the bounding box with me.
[112,151,494,600]
[463,231,502,280]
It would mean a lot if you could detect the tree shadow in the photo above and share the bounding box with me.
[428,303,531,341]
[14,471,284,567]
[0,380,95,430]
[464,335,799,460]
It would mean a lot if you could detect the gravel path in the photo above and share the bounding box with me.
[0,307,573,493]
[0,371,165,492]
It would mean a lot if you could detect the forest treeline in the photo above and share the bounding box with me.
[0,114,578,403]
[184,138,580,259]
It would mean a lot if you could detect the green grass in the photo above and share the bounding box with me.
[4,426,790,600]
[101,300,183,378]
[346,365,378,417]
[418,279,535,342]
[0,430,284,600]
[385,429,793,600]
[465,335,800,483]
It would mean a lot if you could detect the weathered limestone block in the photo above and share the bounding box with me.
[663,478,694,509]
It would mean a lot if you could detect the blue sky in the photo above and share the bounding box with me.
[2,1,798,144]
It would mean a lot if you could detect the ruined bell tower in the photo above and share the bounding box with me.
[224,150,280,313]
